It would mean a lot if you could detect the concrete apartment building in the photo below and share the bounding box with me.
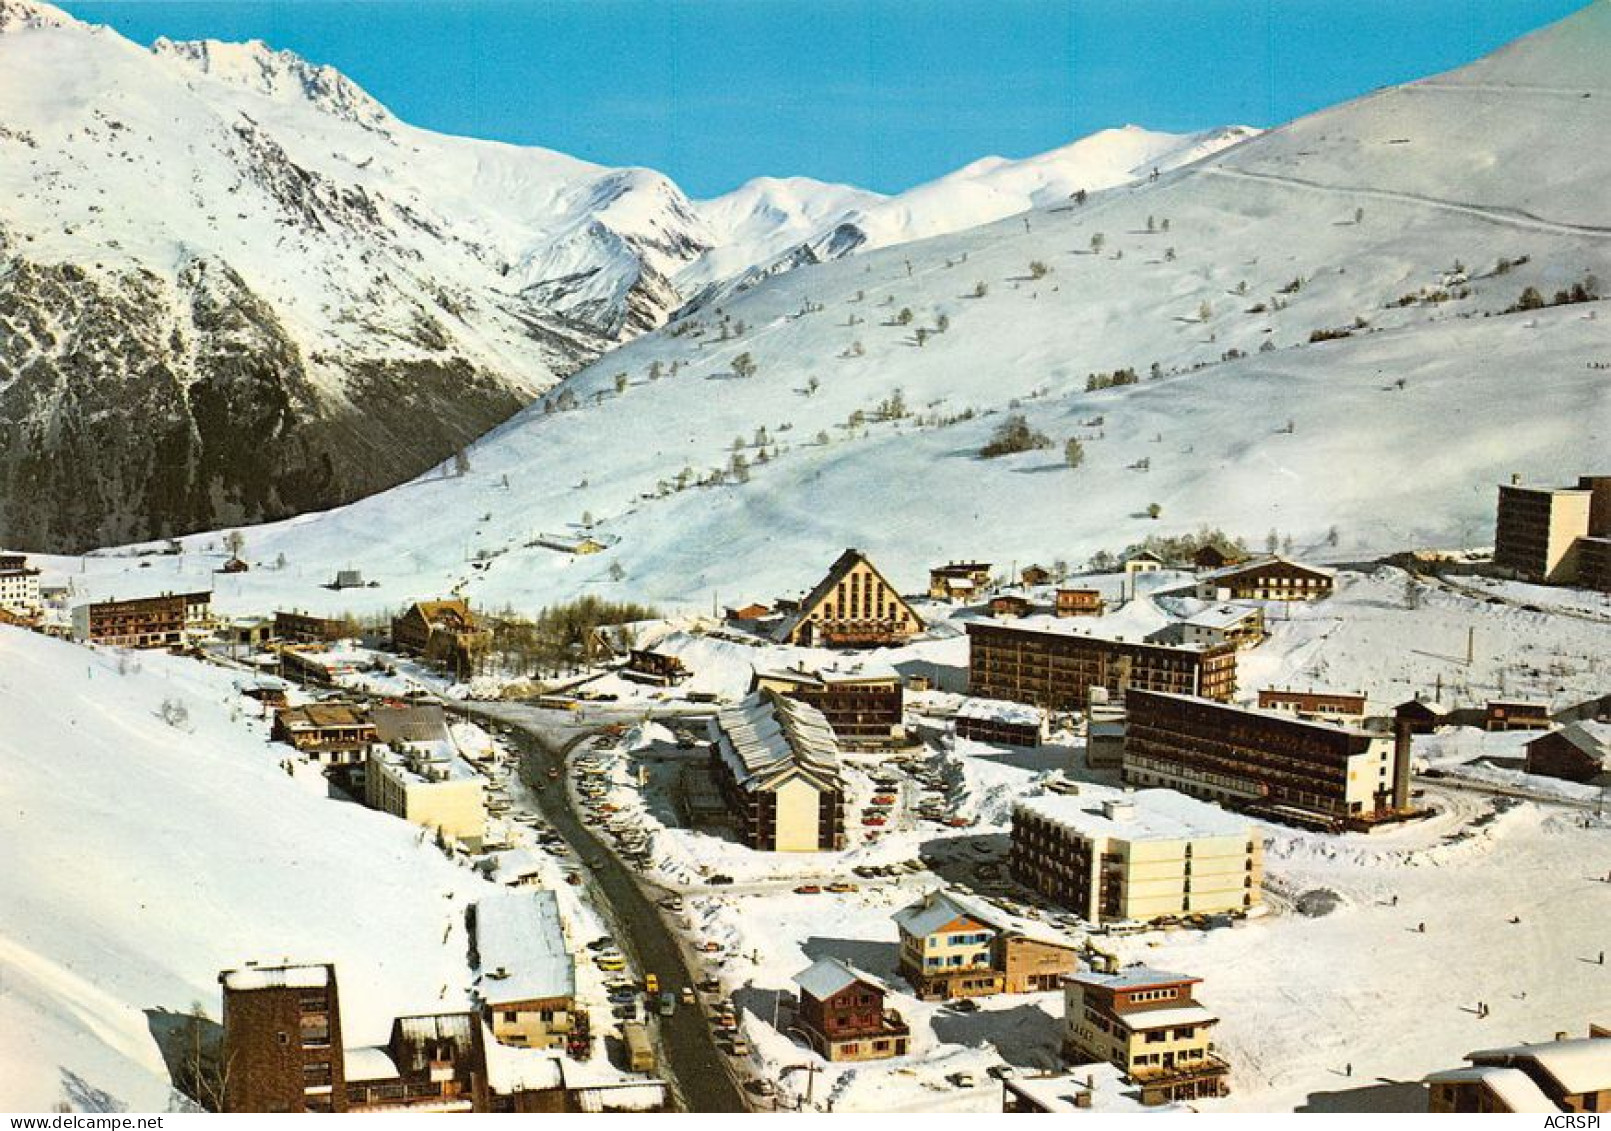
[1123,689,1406,826]
[709,690,846,851]
[473,890,576,1052]
[1010,791,1262,923]
[366,705,486,847]
[1492,474,1611,587]
[71,590,213,648]
[967,620,1237,712]
[1062,966,1229,1105]
[0,552,41,613]
[752,659,904,749]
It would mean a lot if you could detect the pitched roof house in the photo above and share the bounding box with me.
[773,549,923,647]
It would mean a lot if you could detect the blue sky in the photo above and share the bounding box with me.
[61,0,1586,197]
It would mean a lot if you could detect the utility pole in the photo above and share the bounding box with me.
[1466,626,1475,666]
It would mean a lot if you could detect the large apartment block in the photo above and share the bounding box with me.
[0,552,41,613]
[71,590,213,648]
[1493,474,1611,585]
[967,621,1236,712]
[709,691,846,851]
[1010,791,1262,923]
[1123,689,1405,825]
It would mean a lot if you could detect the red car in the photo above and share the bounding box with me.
[870,795,896,806]
[944,817,971,828]
[794,884,823,895]
[863,816,887,827]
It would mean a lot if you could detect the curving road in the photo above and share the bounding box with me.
[456,703,749,1113]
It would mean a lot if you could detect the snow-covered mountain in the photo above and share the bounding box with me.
[49,2,1610,623]
[0,0,1242,553]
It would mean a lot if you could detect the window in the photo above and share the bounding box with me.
[503,1011,519,1023]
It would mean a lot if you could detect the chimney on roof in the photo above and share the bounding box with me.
[1074,1090,1094,1109]
[1511,473,1522,485]
[1556,1031,1569,1041]
[1102,800,1135,821]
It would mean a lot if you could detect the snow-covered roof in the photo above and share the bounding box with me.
[712,690,841,792]
[1005,1064,1174,1114]
[1195,554,1335,584]
[965,614,1219,652]
[1068,965,1199,992]
[1181,603,1261,630]
[753,658,899,688]
[219,963,331,992]
[371,742,480,784]
[1468,1038,1611,1095]
[956,697,1044,727]
[343,1045,400,1083]
[483,1031,564,1094]
[474,890,575,1005]
[793,956,877,1001]
[570,1082,667,1112]
[1113,1003,1218,1031]
[490,848,550,883]
[1527,721,1611,766]
[1015,789,1251,842]
[1424,1066,1558,1113]
[893,890,997,939]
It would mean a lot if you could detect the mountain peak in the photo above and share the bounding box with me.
[0,0,80,32]
[150,35,392,128]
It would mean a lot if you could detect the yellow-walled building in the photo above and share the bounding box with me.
[1062,967,1229,1105]
[1010,790,1262,923]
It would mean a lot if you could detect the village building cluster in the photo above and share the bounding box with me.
[5,468,1609,1115]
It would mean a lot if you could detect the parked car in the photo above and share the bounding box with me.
[946,998,981,1014]
[987,1065,1017,1081]
[710,874,735,886]
[794,884,823,895]
[951,1071,977,1088]
[826,882,859,893]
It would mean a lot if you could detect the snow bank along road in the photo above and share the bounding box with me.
[457,704,749,1113]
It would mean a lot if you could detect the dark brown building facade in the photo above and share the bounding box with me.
[967,621,1236,712]
[1123,689,1403,823]
[392,599,493,674]
[72,591,211,648]
[274,610,350,644]
[220,964,346,1113]
[793,959,910,1062]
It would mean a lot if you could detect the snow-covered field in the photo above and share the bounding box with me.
[0,626,650,1111]
[637,735,1611,1113]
